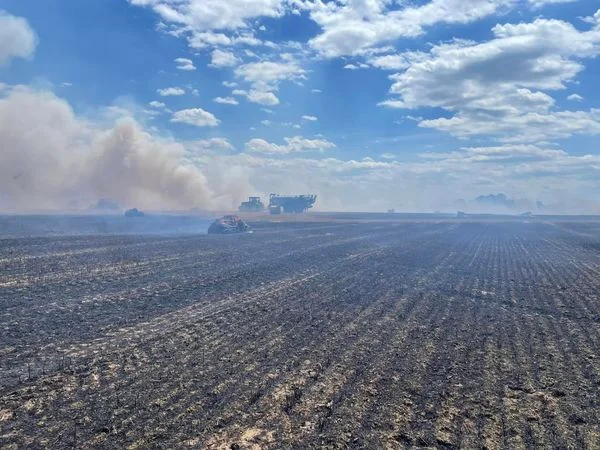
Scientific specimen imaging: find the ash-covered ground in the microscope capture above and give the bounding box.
[1,214,600,448]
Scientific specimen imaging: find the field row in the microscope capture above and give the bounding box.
[1,220,600,448]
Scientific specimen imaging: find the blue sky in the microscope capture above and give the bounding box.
[1,0,600,213]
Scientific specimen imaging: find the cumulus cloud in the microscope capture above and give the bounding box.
[147,100,171,115]
[419,109,600,143]
[379,16,600,142]
[157,86,185,96]
[247,89,280,106]
[301,115,317,121]
[0,10,38,65]
[302,0,516,58]
[232,89,280,106]
[128,0,283,50]
[344,63,369,70]
[568,93,583,101]
[0,87,226,211]
[245,136,336,154]
[210,49,240,68]
[175,57,196,70]
[230,60,304,105]
[213,96,239,105]
[368,52,422,70]
[149,100,166,109]
[171,108,220,127]
[235,60,306,91]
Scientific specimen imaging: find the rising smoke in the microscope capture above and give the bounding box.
[0,86,229,212]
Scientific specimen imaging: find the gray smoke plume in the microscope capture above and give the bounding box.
[0,87,222,212]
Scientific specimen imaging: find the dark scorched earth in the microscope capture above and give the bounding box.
[1,217,600,448]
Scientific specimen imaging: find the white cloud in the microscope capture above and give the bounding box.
[149,100,166,108]
[568,93,583,101]
[246,90,280,105]
[175,57,196,70]
[187,137,234,152]
[213,96,239,105]
[245,136,336,154]
[304,0,516,58]
[230,88,279,105]
[380,153,396,160]
[235,60,306,91]
[368,52,424,70]
[344,63,369,70]
[421,144,569,162]
[379,17,600,142]
[157,86,185,96]
[261,119,272,126]
[171,108,220,127]
[419,109,600,143]
[378,99,407,109]
[209,49,240,68]
[128,0,284,50]
[0,11,37,65]
[301,115,318,121]
[223,81,238,88]
[311,88,322,93]
[583,10,600,26]
[185,32,230,48]
[60,82,73,88]
[528,0,576,8]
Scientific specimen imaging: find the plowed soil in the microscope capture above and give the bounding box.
[1,217,599,448]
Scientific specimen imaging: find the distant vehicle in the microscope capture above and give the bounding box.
[124,208,145,217]
[208,215,250,234]
[457,211,467,217]
[269,193,316,213]
[239,196,265,212]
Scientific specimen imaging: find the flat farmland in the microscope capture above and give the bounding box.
[1,217,600,449]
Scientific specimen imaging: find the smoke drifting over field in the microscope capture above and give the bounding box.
[0,87,221,212]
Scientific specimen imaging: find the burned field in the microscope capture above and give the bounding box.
[1,217,600,448]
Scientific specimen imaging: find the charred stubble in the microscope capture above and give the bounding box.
[1,218,599,449]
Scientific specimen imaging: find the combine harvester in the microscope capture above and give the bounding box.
[268,193,317,214]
